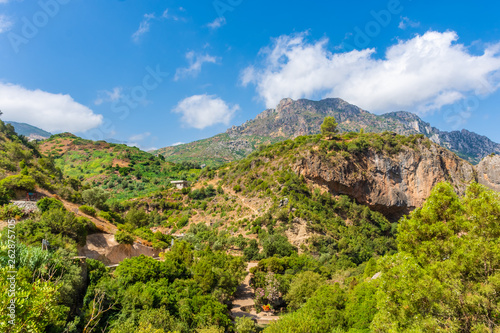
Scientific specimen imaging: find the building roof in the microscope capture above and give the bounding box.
[170,180,188,184]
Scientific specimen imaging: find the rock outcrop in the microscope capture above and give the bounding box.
[79,233,161,265]
[156,98,500,166]
[293,143,477,220]
[476,154,500,192]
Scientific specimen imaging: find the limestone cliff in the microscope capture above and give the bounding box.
[293,142,478,220]
[156,98,500,166]
[476,154,500,192]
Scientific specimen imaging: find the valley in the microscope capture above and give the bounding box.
[1,111,500,332]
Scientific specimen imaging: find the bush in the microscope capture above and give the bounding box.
[235,316,256,333]
[0,185,12,205]
[244,239,260,261]
[37,197,64,213]
[0,204,24,220]
[125,207,149,228]
[0,174,36,191]
[82,188,109,211]
[261,235,297,258]
[79,205,96,217]
[98,210,123,224]
[115,230,135,245]
[284,271,326,311]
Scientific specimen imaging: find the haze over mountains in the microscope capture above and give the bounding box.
[6,121,52,141]
[155,98,500,166]
[6,97,500,166]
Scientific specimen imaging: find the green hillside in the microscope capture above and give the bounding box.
[6,121,52,139]
[40,133,202,202]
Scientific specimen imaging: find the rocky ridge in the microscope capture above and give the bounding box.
[156,98,500,166]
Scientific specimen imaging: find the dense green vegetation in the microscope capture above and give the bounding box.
[42,134,201,202]
[0,121,82,203]
[261,182,500,332]
[1,117,500,332]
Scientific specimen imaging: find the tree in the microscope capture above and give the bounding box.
[82,188,109,211]
[285,271,326,311]
[114,230,135,245]
[371,182,500,332]
[321,116,338,139]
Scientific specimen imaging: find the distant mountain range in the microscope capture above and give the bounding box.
[6,121,52,141]
[154,98,500,166]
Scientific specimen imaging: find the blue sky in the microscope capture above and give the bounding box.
[1,0,500,150]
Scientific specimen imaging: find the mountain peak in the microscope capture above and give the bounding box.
[156,98,500,166]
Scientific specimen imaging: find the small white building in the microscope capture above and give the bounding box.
[171,180,189,190]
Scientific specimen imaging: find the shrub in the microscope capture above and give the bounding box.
[125,207,149,228]
[177,215,189,229]
[79,205,96,217]
[115,230,135,245]
[82,188,109,210]
[244,239,260,261]
[261,235,297,258]
[235,316,256,333]
[284,271,326,311]
[0,185,12,205]
[36,197,64,213]
[0,174,36,191]
[0,204,24,220]
[98,210,123,224]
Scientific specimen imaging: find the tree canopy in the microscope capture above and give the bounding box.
[320,116,338,138]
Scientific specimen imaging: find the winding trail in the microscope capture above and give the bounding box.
[231,263,280,325]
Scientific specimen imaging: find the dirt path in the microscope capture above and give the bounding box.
[35,188,152,246]
[231,262,280,325]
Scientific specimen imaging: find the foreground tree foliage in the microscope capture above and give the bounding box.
[263,182,500,332]
[372,182,500,332]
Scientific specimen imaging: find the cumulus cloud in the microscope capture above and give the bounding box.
[162,8,186,22]
[241,31,500,113]
[0,14,13,34]
[399,17,421,30]
[206,17,226,30]
[94,87,123,105]
[0,83,103,133]
[173,94,239,129]
[175,51,218,81]
[132,13,155,42]
[128,132,151,142]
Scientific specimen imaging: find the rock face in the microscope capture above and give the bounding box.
[79,233,161,265]
[156,98,500,166]
[293,144,477,220]
[476,154,500,192]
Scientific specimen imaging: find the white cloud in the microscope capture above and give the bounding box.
[132,13,155,42]
[206,17,226,30]
[399,16,421,30]
[173,94,239,129]
[162,8,185,22]
[0,0,10,4]
[128,132,151,142]
[241,31,500,113]
[174,51,218,81]
[94,87,123,105]
[0,83,103,133]
[170,142,184,146]
[0,14,13,34]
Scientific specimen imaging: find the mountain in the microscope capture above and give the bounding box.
[154,98,500,166]
[5,121,52,141]
[38,133,200,201]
